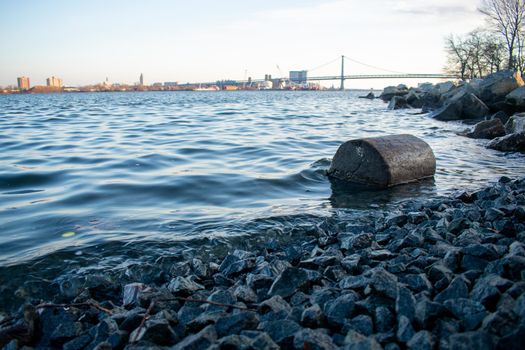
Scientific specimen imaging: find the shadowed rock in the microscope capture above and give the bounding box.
[328,134,436,188]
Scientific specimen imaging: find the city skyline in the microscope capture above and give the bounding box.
[1,0,484,89]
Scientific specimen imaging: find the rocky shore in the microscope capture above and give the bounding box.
[1,176,524,349]
[380,70,525,153]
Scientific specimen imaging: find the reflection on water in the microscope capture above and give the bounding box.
[0,90,524,311]
[328,177,437,209]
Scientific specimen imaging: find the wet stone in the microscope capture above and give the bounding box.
[444,298,487,331]
[267,267,310,298]
[172,325,217,350]
[215,311,259,338]
[396,315,415,343]
[123,283,146,307]
[167,276,204,295]
[396,286,416,322]
[407,330,434,350]
[433,276,469,303]
[370,268,398,299]
[301,303,325,328]
[292,328,337,350]
[448,331,494,350]
[343,330,382,350]
[347,314,373,336]
[260,319,301,346]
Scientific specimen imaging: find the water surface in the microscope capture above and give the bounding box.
[1,91,524,310]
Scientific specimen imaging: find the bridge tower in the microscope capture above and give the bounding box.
[340,55,345,90]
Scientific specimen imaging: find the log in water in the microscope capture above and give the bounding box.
[328,134,436,187]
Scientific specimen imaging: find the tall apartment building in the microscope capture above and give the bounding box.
[17,76,30,90]
[46,76,63,88]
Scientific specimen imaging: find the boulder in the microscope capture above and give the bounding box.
[328,134,436,188]
[465,119,506,139]
[434,81,457,95]
[478,70,524,109]
[359,92,375,99]
[430,89,489,121]
[487,132,525,152]
[505,114,525,134]
[388,96,408,110]
[380,85,409,102]
[505,85,525,110]
[488,110,510,125]
[406,91,424,108]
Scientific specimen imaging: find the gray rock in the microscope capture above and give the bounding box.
[388,96,408,110]
[259,295,292,315]
[205,289,236,312]
[415,299,446,328]
[487,132,525,153]
[261,319,301,346]
[325,292,359,329]
[301,304,325,328]
[447,331,494,350]
[380,85,409,101]
[219,253,254,277]
[396,286,416,322]
[497,325,525,350]
[399,274,433,293]
[505,114,525,133]
[167,276,204,295]
[348,315,374,336]
[249,332,280,349]
[63,334,92,350]
[123,283,146,307]
[50,321,83,344]
[430,91,489,121]
[506,85,525,110]
[267,267,310,298]
[172,325,217,350]
[374,306,394,333]
[466,119,506,139]
[215,334,252,350]
[191,258,208,278]
[129,319,178,345]
[434,276,468,303]
[479,70,524,108]
[471,274,511,307]
[342,330,383,350]
[397,315,415,343]
[234,284,257,304]
[444,298,487,331]
[292,328,337,350]
[370,268,398,299]
[407,330,434,350]
[215,311,259,337]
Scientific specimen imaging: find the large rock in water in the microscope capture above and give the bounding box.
[487,132,525,152]
[505,85,525,111]
[380,85,409,102]
[505,114,525,134]
[466,119,506,139]
[388,96,408,110]
[328,134,436,188]
[430,85,489,121]
[479,70,524,109]
[430,89,489,121]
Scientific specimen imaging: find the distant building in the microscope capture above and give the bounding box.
[164,82,178,86]
[139,73,144,86]
[289,70,308,84]
[46,76,63,88]
[17,76,30,90]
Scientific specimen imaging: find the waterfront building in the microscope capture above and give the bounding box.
[139,73,144,86]
[46,76,63,88]
[164,82,178,86]
[17,76,30,90]
[289,70,308,84]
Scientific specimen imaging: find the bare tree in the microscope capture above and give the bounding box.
[445,31,506,79]
[479,0,525,70]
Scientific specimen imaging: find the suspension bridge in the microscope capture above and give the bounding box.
[194,55,458,90]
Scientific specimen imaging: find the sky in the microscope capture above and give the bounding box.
[0,0,485,89]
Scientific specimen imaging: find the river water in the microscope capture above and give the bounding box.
[0,91,524,311]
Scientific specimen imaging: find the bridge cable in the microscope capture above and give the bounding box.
[342,55,407,74]
[306,57,341,72]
